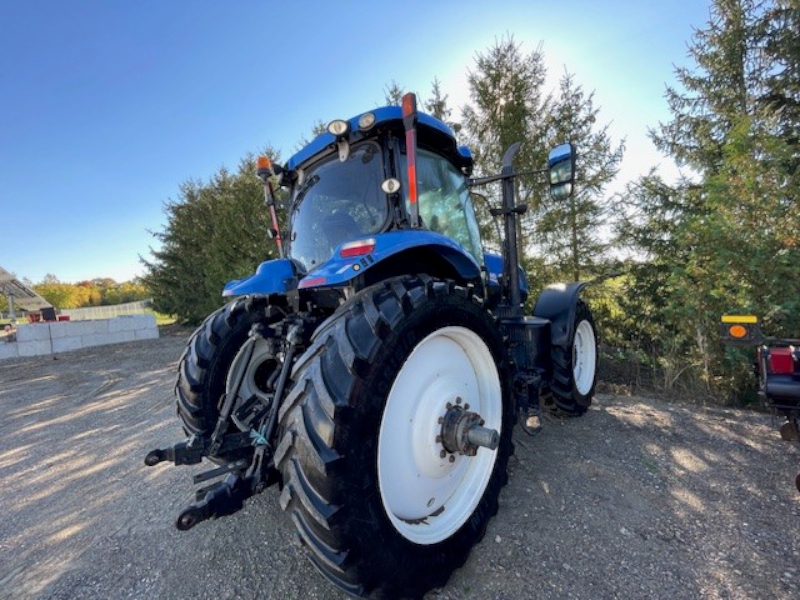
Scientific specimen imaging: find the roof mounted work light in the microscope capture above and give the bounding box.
[327,119,350,137]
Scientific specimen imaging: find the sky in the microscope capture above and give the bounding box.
[0,0,712,284]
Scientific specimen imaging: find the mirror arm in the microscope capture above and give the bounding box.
[468,167,547,188]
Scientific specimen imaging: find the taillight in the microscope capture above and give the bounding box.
[340,238,376,258]
[298,276,327,289]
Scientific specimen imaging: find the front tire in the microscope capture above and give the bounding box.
[276,276,513,599]
[545,300,598,417]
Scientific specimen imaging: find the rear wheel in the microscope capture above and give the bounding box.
[276,276,513,599]
[545,300,597,417]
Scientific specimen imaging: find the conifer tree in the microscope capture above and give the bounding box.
[142,149,283,323]
[538,71,624,281]
[618,0,800,394]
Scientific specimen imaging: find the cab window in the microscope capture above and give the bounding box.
[400,148,483,263]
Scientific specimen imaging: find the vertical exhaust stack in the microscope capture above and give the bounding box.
[402,93,420,228]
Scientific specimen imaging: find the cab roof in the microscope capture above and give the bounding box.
[286,105,473,172]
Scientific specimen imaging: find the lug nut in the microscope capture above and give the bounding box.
[448,455,455,463]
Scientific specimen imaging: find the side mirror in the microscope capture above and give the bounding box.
[548,143,576,201]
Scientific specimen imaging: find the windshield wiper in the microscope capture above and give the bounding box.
[292,175,320,209]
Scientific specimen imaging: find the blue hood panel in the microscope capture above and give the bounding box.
[222,258,297,297]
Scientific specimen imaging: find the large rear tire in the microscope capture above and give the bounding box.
[276,276,513,599]
[175,296,278,460]
[545,300,597,417]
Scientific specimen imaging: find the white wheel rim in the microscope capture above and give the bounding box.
[226,337,275,404]
[572,320,596,396]
[377,326,502,545]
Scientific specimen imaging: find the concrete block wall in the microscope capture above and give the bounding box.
[0,314,159,360]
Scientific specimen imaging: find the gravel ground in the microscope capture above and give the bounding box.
[0,327,798,600]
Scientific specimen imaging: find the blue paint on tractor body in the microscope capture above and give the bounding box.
[483,252,529,298]
[222,258,297,297]
[287,106,471,170]
[295,230,481,289]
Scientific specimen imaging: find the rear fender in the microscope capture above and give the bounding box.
[297,231,481,290]
[532,282,588,348]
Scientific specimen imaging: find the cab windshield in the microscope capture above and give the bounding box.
[288,142,387,272]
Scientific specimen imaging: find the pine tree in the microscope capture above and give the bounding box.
[383,80,405,106]
[538,71,624,281]
[141,149,283,323]
[461,35,551,252]
[618,0,800,395]
[424,78,461,134]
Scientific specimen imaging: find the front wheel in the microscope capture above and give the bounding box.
[545,300,598,417]
[276,276,513,599]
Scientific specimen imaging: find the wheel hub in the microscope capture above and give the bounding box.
[440,402,499,456]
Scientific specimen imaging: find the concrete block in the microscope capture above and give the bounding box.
[109,317,127,333]
[18,339,52,357]
[109,316,140,332]
[81,334,102,348]
[52,337,83,353]
[16,324,52,342]
[134,328,160,341]
[48,322,71,339]
[104,331,129,345]
[67,321,93,337]
[90,320,109,334]
[0,342,19,360]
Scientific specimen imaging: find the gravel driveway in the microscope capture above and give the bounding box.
[0,328,798,599]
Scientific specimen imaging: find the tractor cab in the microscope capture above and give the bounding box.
[280,103,481,281]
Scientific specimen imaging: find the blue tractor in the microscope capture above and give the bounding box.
[146,94,598,599]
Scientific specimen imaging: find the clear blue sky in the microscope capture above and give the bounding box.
[0,0,711,284]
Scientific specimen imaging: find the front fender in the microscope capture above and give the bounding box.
[222,258,297,297]
[297,230,481,289]
[532,282,588,347]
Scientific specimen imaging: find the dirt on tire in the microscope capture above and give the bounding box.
[0,328,798,599]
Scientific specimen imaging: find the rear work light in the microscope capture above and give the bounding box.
[327,119,350,137]
[340,238,376,258]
